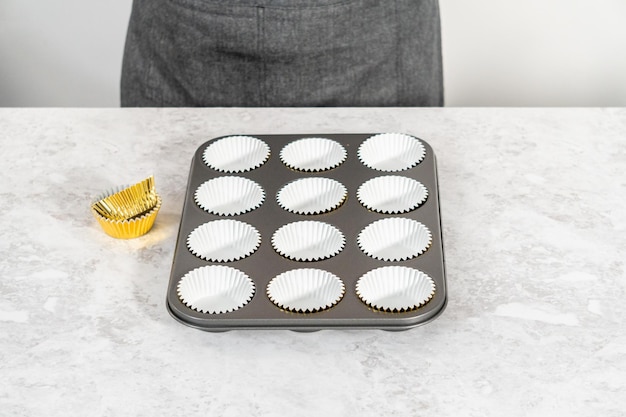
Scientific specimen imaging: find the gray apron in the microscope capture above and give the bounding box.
[121,0,443,107]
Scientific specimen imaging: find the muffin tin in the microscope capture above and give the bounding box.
[166,134,447,331]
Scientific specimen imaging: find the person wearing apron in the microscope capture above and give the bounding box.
[121,0,443,107]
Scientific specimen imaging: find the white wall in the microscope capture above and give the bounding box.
[0,1,132,107]
[1,0,625,107]
[440,0,626,106]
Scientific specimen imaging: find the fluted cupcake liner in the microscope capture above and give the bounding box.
[357,218,432,261]
[187,219,261,262]
[267,268,345,313]
[271,221,345,261]
[356,266,435,312]
[91,176,157,221]
[177,265,255,314]
[91,194,162,239]
[277,177,347,215]
[194,176,265,216]
[357,175,428,214]
[279,137,347,172]
[358,133,426,172]
[202,135,270,173]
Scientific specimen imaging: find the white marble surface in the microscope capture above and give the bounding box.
[0,108,625,416]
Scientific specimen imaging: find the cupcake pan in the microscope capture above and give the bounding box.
[167,134,446,331]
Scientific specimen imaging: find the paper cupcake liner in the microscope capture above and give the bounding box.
[358,133,426,172]
[187,219,261,262]
[91,194,162,239]
[277,177,347,215]
[202,136,270,173]
[267,268,345,313]
[279,137,347,172]
[194,176,265,216]
[91,176,157,221]
[177,265,255,314]
[356,266,435,312]
[271,221,345,261]
[357,218,432,261]
[357,176,428,214]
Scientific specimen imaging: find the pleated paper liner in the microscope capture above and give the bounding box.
[194,176,265,216]
[271,221,345,261]
[276,177,347,215]
[357,175,428,214]
[202,135,270,173]
[91,176,157,221]
[356,266,436,312]
[186,219,261,262]
[91,194,162,239]
[279,137,347,172]
[357,218,432,261]
[358,133,426,172]
[177,265,255,314]
[266,268,345,313]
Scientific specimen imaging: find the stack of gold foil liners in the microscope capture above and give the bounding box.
[91,176,161,238]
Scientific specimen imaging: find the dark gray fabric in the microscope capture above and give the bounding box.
[121,0,443,107]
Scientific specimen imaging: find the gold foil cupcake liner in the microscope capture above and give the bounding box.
[91,176,157,221]
[91,194,162,239]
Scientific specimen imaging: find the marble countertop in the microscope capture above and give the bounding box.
[1,108,624,416]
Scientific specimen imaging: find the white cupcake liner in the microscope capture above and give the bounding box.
[267,268,345,313]
[202,135,270,173]
[187,219,261,262]
[194,176,265,216]
[277,177,347,215]
[358,133,426,172]
[271,221,345,261]
[177,265,255,314]
[357,176,428,214]
[357,218,432,261]
[356,266,435,312]
[279,137,347,172]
